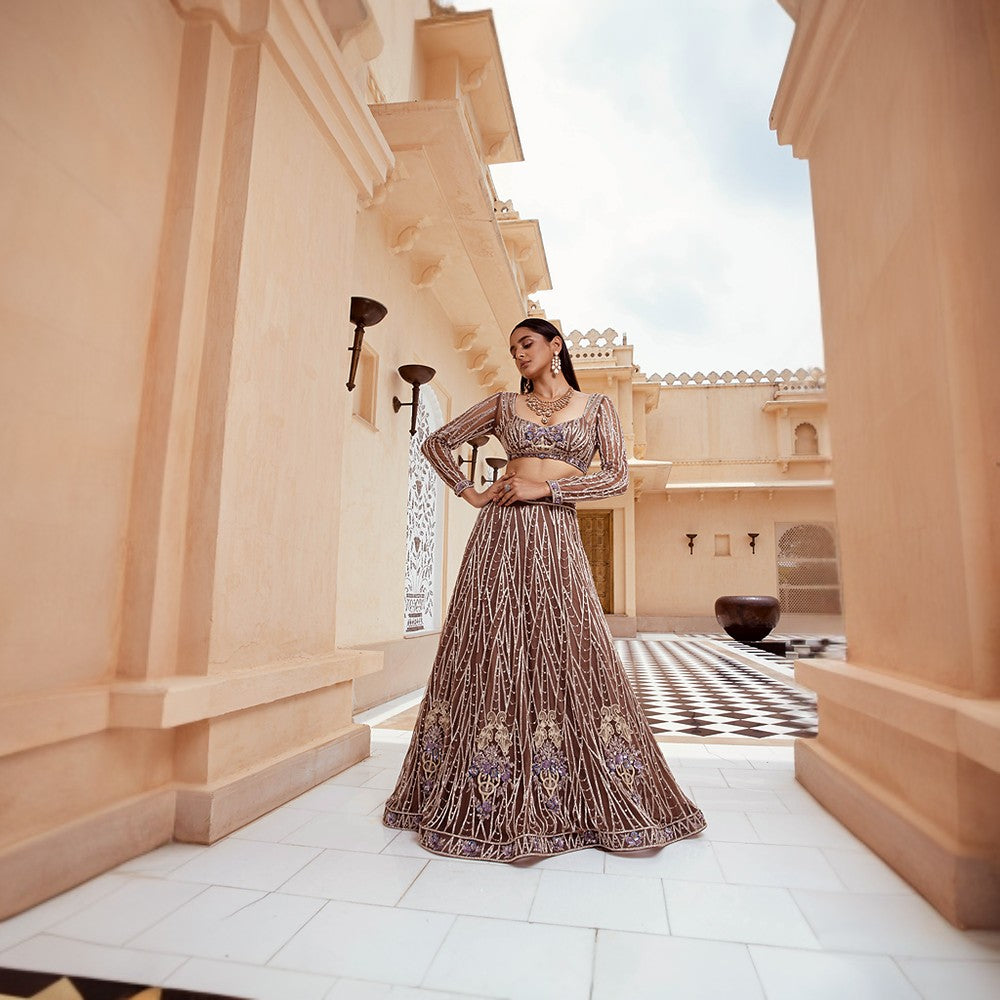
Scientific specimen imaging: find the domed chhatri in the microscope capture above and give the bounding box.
[714,595,781,642]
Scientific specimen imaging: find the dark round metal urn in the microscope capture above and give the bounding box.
[714,595,781,642]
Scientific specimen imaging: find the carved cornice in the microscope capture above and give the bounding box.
[770,0,867,158]
[172,0,393,196]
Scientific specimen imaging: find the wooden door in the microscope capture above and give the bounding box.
[577,510,614,613]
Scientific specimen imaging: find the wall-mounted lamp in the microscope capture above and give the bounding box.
[347,296,387,391]
[482,456,508,485]
[458,435,490,481]
[748,532,759,554]
[392,364,436,435]
[686,533,698,555]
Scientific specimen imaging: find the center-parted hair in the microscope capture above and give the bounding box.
[510,318,581,393]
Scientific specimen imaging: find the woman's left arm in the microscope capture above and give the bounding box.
[546,395,629,504]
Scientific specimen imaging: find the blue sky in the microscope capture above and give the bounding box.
[478,0,823,376]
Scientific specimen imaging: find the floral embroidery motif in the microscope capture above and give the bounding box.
[531,710,568,812]
[522,423,567,451]
[599,704,642,797]
[419,701,451,794]
[469,711,514,812]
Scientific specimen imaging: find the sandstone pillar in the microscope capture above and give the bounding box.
[772,0,1000,927]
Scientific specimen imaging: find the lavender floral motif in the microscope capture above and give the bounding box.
[419,701,451,795]
[531,710,568,811]
[522,422,567,452]
[470,711,514,812]
[599,704,642,797]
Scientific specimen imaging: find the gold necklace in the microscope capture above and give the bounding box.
[526,386,574,425]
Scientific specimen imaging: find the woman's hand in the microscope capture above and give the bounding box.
[462,485,499,508]
[492,472,551,506]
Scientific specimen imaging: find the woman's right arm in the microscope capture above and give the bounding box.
[421,392,502,500]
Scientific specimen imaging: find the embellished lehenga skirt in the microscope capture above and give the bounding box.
[382,498,707,861]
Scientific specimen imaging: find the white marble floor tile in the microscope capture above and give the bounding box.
[423,914,594,1000]
[663,879,819,948]
[0,873,130,951]
[282,812,399,853]
[699,809,761,843]
[270,899,453,986]
[592,929,764,1000]
[748,811,864,849]
[280,849,426,905]
[49,877,207,946]
[292,784,389,815]
[687,786,790,814]
[529,869,669,934]
[167,838,321,891]
[379,830,437,860]
[326,983,489,1000]
[362,769,404,790]
[166,957,336,1000]
[328,763,385,786]
[713,842,844,891]
[114,842,207,876]
[821,847,914,894]
[665,752,753,770]
[131,886,324,963]
[399,859,541,921]
[511,848,606,873]
[669,767,729,788]
[229,806,320,843]
[749,945,921,1000]
[0,934,186,983]
[896,957,1000,1000]
[604,838,725,882]
[791,890,1000,960]
[723,769,801,790]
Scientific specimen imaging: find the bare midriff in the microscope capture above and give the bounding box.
[506,456,581,484]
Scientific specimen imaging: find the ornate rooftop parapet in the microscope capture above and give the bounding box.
[645,367,825,390]
[566,328,628,362]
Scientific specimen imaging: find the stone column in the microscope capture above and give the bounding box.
[772,0,1000,927]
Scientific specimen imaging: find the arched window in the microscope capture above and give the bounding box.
[794,422,820,455]
[404,387,444,633]
[776,523,842,614]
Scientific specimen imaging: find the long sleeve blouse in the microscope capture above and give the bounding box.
[421,391,629,506]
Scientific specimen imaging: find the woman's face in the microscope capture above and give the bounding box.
[509,326,558,382]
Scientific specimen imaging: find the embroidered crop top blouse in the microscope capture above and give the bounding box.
[421,391,629,506]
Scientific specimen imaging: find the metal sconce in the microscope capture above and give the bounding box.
[686,533,698,555]
[392,364,436,435]
[482,456,508,485]
[748,532,759,554]
[347,296,387,391]
[458,435,490,482]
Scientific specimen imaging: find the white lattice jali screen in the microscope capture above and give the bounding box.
[775,522,843,614]
[404,388,444,633]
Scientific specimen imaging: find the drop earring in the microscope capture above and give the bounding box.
[551,353,562,375]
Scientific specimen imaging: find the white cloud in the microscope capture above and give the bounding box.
[476,0,823,375]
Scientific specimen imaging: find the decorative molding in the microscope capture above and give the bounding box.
[413,258,446,289]
[652,367,825,388]
[389,216,430,254]
[770,0,867,158]
[454,326,480,351]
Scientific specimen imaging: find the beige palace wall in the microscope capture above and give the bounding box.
[635,491,838,628]
[0,0,414,919]
[772,0,1000,926]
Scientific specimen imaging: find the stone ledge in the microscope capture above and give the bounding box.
[174,722,370,842]
[797,739,1000,929]
[0,788,175,921]
[0,649,382,757]
[796,657,1000,771]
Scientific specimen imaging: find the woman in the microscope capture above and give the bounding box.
[382,318,706,860]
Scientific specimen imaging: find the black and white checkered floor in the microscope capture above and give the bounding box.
[616,636,818,740]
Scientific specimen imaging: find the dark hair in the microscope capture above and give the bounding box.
[510,317,581,393]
